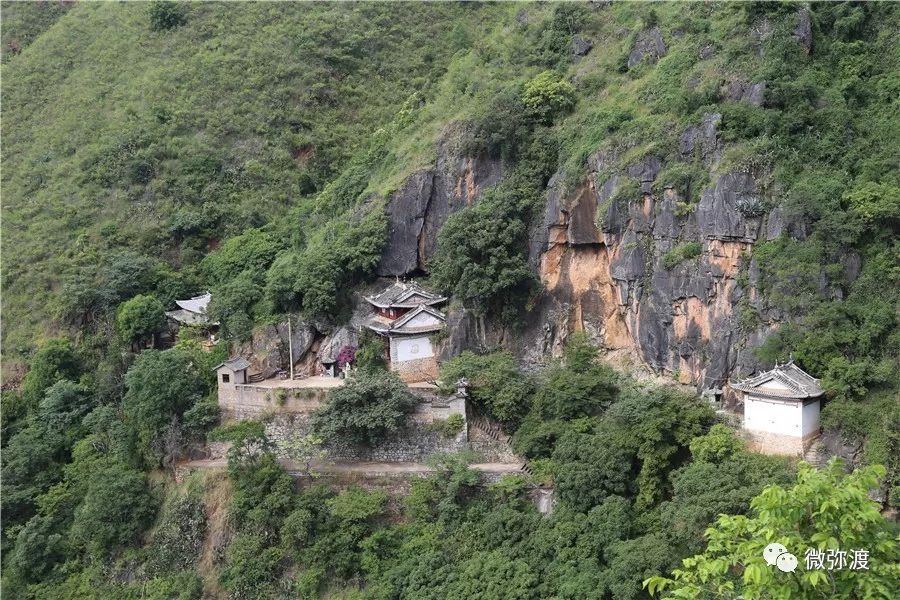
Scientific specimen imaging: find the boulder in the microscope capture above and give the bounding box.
[627,27,667,69]
[317,326,358,365]
[793,8,813,55]
[724,80,766,107]
[571,35,594,58]
[680,112,722,164]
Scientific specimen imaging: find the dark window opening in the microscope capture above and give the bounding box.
[222,373,230,383]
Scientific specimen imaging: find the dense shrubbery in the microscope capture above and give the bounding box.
[440,351,535,429]
[148,1,186,31]
[116,294,166,348]
[312,371,419,447]
[648,461,900,598]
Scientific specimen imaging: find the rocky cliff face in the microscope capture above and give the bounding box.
[380,111,802,394]
[524,113,793,391]
[377,125,502,276]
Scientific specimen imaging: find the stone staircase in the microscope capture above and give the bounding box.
[467,407,531,475]
[803,438,828,468]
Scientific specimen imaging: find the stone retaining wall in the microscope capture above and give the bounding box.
[392,356,439,383]
[219,384,330,419]
[744,429,820,456]
[265,403,468,463]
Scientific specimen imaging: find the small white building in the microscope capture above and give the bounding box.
[363,281,447,383]
[214,356,250,386]
[731,360,824,456]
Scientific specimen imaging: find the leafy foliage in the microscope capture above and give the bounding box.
[122,347,209,465]
[440,351,534,429]
[312,371,418,447]
[148,1,186,31]
[69,462,157,556]
[662,242,703,270]
[646,461,900,599]
[116,294,166,347]
[522,71,577,125]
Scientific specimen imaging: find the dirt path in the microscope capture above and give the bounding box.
[180,457,525,476]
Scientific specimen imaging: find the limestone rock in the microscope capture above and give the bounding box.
[793,8,813,55]
[571,35,593,58]
[377,171,434,276]
[724,80,766,107]
[697,171,764,241]
[317,326,358,364]
[628,27,667,69]
[237,319,318,377]
[376,124,501,276]
[626,155,662,195]
[680,112,722,164]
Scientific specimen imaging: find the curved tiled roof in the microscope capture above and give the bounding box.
[175,292,211,314]
[731,361,824,399]
[365,304,446,335]
[364,281,446,308]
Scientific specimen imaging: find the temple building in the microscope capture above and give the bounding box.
[731,360,824,456]
[166,292,218,347]
[363,281,447,382]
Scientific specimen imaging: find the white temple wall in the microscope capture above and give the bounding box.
[801,399,821,437]
[744,395,802,437]
[392,335,434,361]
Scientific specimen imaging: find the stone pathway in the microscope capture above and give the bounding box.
[179,457,525,477]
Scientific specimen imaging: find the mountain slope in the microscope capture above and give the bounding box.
[1,0,508,358]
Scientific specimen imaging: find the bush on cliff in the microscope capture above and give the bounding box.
[312,371,418,447]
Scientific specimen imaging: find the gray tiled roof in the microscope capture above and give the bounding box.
[365,305,446,335]
[213,356,251,372]
[364,281,446,308]
[175,292,211,314]
[731,361,824,399]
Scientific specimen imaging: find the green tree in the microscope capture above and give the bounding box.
[69,462,157,556]
[430,198,536,319]
[21,338,80,409]
[1,381,92,528]
[646,461,900,599]
[122,348,208,464]
[688,424,745,463]
[219,533,284,599]
[440,351,534,429]
[522,71,576,125]
[201,228,280,288]
[845,182,900,228]
[531,336,619,421]
[312,371,418,447]
[281,432,327,475]
[355,330,387,372]
[148,0,187,31]
[209,420,272,465]
[116,294,166,349]
[552,428,637,512]
[207,270,265,341]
